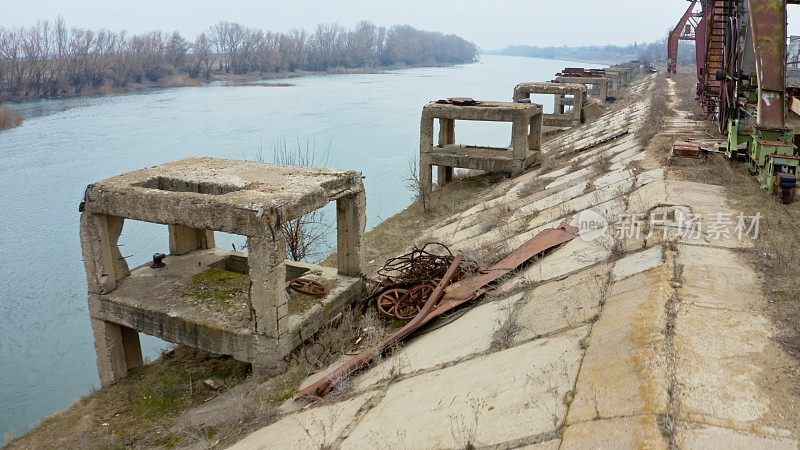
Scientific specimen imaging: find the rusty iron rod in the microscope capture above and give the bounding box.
[296,253,464,398]
[295,224,581,399]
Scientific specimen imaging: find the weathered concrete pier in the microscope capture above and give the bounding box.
[419,99,543,195]
[80,157,366,385]
[513,82,588,127]
[555,72,610,105]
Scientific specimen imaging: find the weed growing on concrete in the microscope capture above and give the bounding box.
[490,319,519,352]
[448,398,487,449]
[402,156,436,213]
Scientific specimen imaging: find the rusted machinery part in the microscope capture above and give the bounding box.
[376,242,478,287]
[775,173,798,204]
[377,283,436,321]
[289,278,327,297]
[370,242,478,320]
[376,288,409,319]
[295,224,581,400]
[719,13,741,134]
[296,254,465,399]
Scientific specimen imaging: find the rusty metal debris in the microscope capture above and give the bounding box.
[672,140,701,158]
[296,253,464,399]
[295,223,579,399]
[369,243,479,321]
[289,278,327,297]
[435,97,481,106]
[556,68,607,78]
[440,223,579,306]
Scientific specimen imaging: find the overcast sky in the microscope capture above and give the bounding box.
[5,0,800,50]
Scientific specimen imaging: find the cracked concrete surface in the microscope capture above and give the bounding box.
[228,73,800,449]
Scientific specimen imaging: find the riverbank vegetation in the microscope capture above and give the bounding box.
[494,37,696,66]
[0,18,478,101]
[0,105,22,130]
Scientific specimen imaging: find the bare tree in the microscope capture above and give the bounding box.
[0,18,479,100]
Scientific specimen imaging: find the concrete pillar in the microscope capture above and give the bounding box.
[80,213,128,294]
[579,91,589,123]
[511,114,529,161]
[555,94,565,115]
[336,191,366,277]
[247,233,287,339]
[168,225,215,255]
[437,118,455,187]
[437,166,454,187]
[528,113,543,153]
[598,81,609,104]
[420,156,433,198]
[91,316,143,386]
[419,112,435,198]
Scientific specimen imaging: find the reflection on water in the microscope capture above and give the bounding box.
[0,55,601,438]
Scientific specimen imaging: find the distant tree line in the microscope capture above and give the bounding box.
[0,18,478,99]
[494,44,642,64]
[495,36,697,67]
[637,36,696,66]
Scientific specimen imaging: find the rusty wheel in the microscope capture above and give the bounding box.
[290,278,327,297]
[394,283,436,320]
[377,288,409,319]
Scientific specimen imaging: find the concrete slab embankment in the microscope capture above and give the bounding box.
[229,73,800,450]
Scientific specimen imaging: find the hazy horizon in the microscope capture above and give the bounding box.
[6,0,800,50]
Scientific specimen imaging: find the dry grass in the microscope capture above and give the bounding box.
[5,347,249,449]
[162,75,204,88]
[6,307,394,449]
[0,105,23,131]
[636,76,669,146]
[355,171,506,277]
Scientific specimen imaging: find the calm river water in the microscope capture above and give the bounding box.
[0,55,601,438]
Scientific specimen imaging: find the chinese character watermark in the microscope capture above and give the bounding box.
[575,209,762,242]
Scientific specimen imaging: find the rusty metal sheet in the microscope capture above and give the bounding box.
[443,224,579,302]
[294,224,580,399]
[296,254,464,399]
[436,97,481,106]
[748,0,787,129]
[756,139,793,148]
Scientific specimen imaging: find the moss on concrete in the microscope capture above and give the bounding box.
[288,291,321,315]
[182,267,249,308]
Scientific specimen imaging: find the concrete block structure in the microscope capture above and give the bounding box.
[513,82,588,127]
[603,71,622,97]
[80,157,366,386]
[555,76,610,105]
[419,100,543,195]
[606,63,640,98]
[612,62,641,80]
[606,68,629,87]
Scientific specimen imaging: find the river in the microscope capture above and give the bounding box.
[0,54,602,439]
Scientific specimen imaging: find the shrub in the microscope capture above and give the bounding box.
[0,105,23,131]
